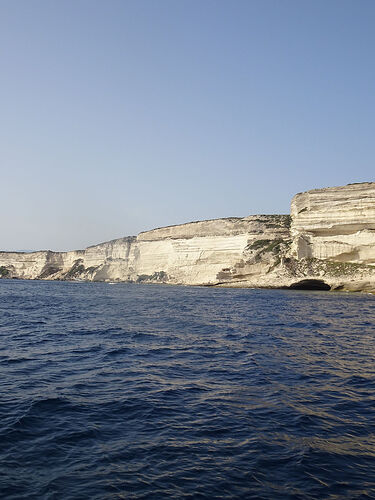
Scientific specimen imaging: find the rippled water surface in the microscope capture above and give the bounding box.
[1,280,375,499]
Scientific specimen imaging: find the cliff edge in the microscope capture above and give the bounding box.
[1,182,375,292]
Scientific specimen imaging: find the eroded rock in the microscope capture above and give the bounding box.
[1,183,375,292]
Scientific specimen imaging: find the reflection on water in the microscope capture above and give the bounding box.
[0,280,375,498]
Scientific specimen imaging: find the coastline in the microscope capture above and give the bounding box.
[1,182,375,292]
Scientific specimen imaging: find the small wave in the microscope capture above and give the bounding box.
[104,347,131,358]
[4,356,35,364]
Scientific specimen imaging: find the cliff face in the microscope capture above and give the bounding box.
[1,182,375,292]
[291,183,375,264]
[0,238,136,281]
[0,216,291,285]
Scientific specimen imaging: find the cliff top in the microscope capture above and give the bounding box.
[294,181,375,198]
[138,214,290,235]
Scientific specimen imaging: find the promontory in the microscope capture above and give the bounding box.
[1,182,375,292]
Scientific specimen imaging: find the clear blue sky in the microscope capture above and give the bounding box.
[1,0,374,251]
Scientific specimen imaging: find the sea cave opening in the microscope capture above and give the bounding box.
[289,279,331,291]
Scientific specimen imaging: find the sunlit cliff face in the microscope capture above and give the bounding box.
[291,183,375,265]
[1,183,375,292]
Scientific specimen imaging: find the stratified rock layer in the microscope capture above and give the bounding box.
[0,216,291,285]
[291,183,375,264]
[1,182,375,292]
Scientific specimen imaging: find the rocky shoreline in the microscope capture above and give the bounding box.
[1,182,375,292]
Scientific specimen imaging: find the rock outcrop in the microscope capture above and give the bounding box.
[291,183,375,264]
[1,182,375,292]
[0,216,291,285]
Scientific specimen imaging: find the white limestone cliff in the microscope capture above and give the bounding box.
[291,182,375,264]
[1,182,375,292]
[0,216,290,285]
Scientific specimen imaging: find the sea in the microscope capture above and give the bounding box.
[1,279,375,499]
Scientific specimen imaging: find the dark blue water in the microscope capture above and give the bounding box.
[1,280,375,499]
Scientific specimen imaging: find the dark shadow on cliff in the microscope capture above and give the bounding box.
[289,279,331,291]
